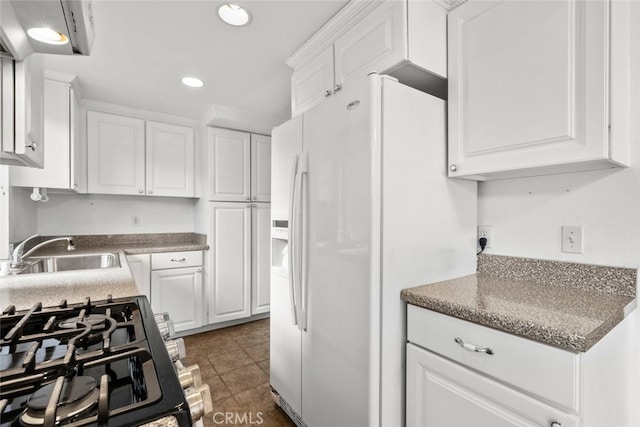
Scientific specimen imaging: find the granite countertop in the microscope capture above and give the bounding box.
[31,232,209,256]
[0,233,208,311]
[401,254,637,352]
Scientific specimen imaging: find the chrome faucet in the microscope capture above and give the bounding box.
[10,234,75,268]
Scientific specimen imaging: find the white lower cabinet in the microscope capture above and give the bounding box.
[208,202,270,323]
[149,251,204,333]
[126,254,151,300]
[406,344,577,427]
[406,304,635,427]
[251,203,271,315]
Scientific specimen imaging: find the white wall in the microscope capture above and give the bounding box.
[477,166,640,268]
[35,193,197,235]
[9,187,38,242]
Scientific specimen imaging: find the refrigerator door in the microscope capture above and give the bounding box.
[300,75,373,427]
[270,116,303,418]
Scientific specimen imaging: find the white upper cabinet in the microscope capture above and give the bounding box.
[333,1,405,85]
[87,111,146,195]
[1,55,45,167]
[146,121,194,197]
[290,0,447,116]
[208,127,251,201]
[250,134,272,202]
[291,46,335,116]
[447,0,632,180]
[208,127,271,202]
[11,77,83,191]
[87,111,195,197]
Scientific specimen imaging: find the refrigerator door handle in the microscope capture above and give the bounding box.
[288,155,299,326]
[298,152,309,332]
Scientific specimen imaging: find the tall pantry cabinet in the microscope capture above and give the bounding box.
[207,127,271,323]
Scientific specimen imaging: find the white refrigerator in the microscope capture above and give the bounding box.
[270,74,477,427]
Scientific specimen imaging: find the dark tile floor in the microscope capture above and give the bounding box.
[182,319,296,426]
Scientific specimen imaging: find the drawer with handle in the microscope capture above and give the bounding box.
[407,343,579,427]
[152,251,202,270]
[407,305,580,411]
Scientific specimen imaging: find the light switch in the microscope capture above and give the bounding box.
[562,226,583,253]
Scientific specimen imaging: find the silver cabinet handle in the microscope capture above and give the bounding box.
[334,84,342,93]
[252,196,257,200]
[196,268,202,273]
[324,89,332,97]
[454,337,494,355]
[25,142,37,151]
[449,164,457,172]
[148,190,153,194]
[246,203,251,208]
[246,196,251,200]
[170,258,186,262]
[138,189,144,194]
[551,423,563,427]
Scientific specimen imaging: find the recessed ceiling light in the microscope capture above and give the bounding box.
[218,4,252,26]
[27,28,69,45]
[181,77,205,88]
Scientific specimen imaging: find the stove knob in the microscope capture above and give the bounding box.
[178,364,202,388]
[165,338,186,361]
[156,319,175,339]
[185,384,213,421]
[154,312,170,323]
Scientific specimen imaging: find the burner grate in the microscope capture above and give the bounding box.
[0,296,176,427]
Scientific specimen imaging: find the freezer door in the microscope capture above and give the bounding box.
[300,75,373,427]
[270,115,303,417]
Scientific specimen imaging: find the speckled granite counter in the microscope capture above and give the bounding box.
[0,252,139,310]
[0,233,208,310]
[28,232,209,256]
[401,254,637,352]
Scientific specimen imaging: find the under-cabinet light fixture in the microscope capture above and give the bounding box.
[27,27,69,45]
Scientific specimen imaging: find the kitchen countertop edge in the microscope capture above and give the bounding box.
[401,274,636,353]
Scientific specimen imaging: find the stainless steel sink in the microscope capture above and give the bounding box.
[13,253,120,275]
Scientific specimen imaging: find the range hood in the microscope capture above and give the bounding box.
[0,0,94,61]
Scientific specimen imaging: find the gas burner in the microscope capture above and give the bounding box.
[0,296,196,426]
[58,314,107,330]
[18,376,99,426]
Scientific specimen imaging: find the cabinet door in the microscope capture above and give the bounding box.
[209,202,251,323]
[151,266,203,333]
[334,1,405,87]
[87,111,145,195]
[448,0,610,179]
[251,203,271,315]
[126,254,151,300]
[406,344,578,427]
[208,128,251,201]
[291,45,334,116]
[11,79,71,188]
[69,87,84,192]
[250,134,271,202]
[8,54,45,167]
[146,121,195,197]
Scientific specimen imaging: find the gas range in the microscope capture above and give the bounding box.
[0,296,211,426]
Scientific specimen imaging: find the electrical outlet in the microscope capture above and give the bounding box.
[562,225,583,253]
[478,225,492,248]
[132,214,141,227]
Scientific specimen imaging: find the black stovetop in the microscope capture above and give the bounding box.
[0,296,191,426]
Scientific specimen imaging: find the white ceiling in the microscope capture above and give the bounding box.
[44,0,348,128]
